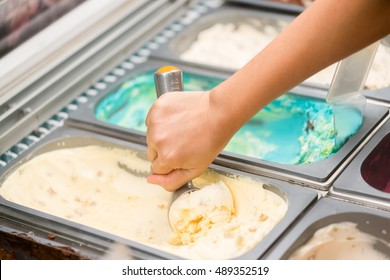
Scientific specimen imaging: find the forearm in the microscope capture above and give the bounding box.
[211,0,390,136]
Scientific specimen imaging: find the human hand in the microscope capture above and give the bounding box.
[145,90,230,191]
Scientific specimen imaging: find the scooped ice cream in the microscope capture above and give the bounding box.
[0,143,287,259]
[177,172,288,259]
[288,222,390,260]
[169,181,234,245]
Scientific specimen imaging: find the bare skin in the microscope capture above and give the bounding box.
[145,0,390,191]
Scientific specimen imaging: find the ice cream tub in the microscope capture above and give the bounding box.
[264,197,390,260]
[0,126,318,259]
[65,58,389,190]
[332,117,390,210]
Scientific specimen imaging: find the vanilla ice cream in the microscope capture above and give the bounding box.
[288,222,390,260]
[0,144,287,259]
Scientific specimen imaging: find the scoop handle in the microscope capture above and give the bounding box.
[153,66,199,200]
[154,65,183,97]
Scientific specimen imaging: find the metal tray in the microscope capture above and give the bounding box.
[65,58,389,190]
[264,197,390,259]
[364,87,390,106]
[331,118,390,210]
[0,126,318,260]
[226,0,305,14]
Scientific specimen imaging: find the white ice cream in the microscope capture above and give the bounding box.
[288,222,390,260]
[0,144,287,259]
[180,20,287,70]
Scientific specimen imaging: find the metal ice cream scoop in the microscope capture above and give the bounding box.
[153,66,200,212]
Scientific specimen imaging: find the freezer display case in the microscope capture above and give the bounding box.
[0,0,389,259]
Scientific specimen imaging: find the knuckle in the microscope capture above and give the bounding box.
[147,131,165,148]
[161,152,179,166]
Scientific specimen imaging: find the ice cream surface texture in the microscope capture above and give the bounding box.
[95,71,362,165]
[0,144,287,259]
[180,20,287,71]
[288,222,390,260]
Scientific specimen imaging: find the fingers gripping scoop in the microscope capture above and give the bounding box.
[153,66,234,233]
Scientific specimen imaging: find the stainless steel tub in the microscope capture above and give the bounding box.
[0,126,318,259]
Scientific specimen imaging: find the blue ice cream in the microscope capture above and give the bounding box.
[94,70,362,164]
